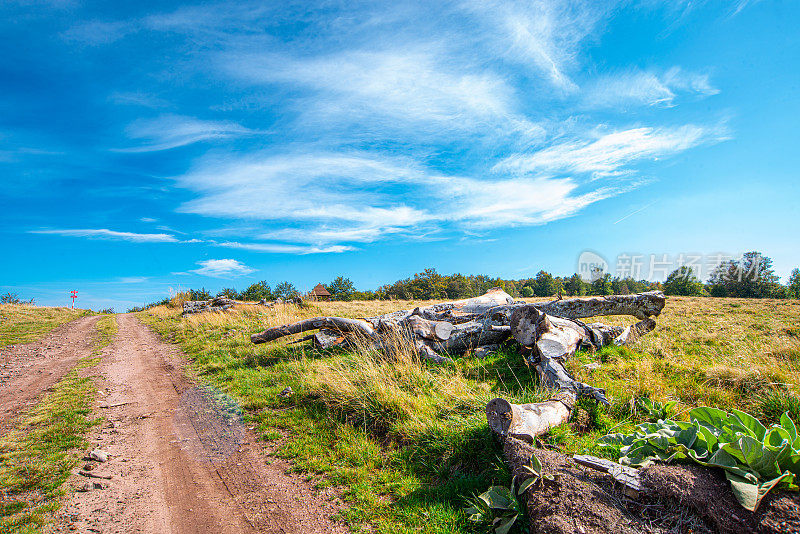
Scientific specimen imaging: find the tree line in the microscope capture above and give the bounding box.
[164,251,799,305]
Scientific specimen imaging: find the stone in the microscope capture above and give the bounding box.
[89,449,108,463]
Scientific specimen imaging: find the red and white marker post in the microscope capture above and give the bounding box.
[70,290,78,309]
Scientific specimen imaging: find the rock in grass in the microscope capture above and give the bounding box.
[89,449,108,463]
[279,386,292,397]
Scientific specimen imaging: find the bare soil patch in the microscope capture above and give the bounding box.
[0,315,99,436]
[50,313,347,534]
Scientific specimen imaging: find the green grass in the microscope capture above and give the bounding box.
[0,305,91,347]
[137,296,800,533]
[0,315,117,533]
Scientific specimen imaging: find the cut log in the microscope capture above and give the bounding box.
[249,289,664,442]
[310,329,353,350]
[487,397,571,440]
[404,315,454,341]
[536,291,666,320]
[250,317,375,344]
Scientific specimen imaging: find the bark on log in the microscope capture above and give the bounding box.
[404,315,454,341]
[250,317,375,344]
[535,291,666,320]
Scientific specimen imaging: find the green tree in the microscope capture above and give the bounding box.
[189,287,212,300]
[564,274,586,296]
[789,268,800,299]
[328,276,356,301]
[531,271,558,297]
[274,281,299,299]
[504,280,519,298]
[216,287,240,299]
[240,280,273,301]
[590,273,613,295]
[521,286,534,298]
[0,292,33,304]
[410,268,447,300]
[445,273,473,299]
[663,267,704,296]
[707,252,783,298]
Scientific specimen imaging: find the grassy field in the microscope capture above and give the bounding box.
[0,314,117,533]
[0,305,90,347]
[138,296,800,533]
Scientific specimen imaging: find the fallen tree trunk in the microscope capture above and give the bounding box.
[535,291,666,320]
[486,296,663,442]
[251,316,375,344]
[249,288,665,432]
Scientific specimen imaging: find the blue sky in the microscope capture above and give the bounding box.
[1,0,798,310]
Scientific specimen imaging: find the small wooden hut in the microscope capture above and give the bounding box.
[310,283,331,301]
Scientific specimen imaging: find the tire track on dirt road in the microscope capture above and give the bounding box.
[0,315,99,436]
[53,313,348,534]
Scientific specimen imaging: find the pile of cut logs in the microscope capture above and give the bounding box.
[182,297,235,316]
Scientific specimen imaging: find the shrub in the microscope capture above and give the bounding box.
[1,292,34,305]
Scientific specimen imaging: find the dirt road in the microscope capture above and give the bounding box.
[0,315,99,435]
[52,313,347,534]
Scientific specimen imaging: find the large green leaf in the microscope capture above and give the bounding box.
[731,409,768,441]
[737,435,782,480]
[726,471,793,511]
[494,514,518,534]
[781,412,798,442]
[675,425,698,449]
[690,407,729,431]
[694,423,718,456]
[483,486,515,510]
[517,476,538,496]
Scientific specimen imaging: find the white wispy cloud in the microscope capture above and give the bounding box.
[495,125,723,176]
[61,20,133,45]
[583,67,719,109]
[459,0,615,92]
[175,150,646,244]
[108,92,169,108]
[176,151,433,229]
[30,228,179,243]
[222,48,544,144]
[117,276,149,284]
[114,114,260,152]
[218,241,355,254]
[190,258,255,277]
